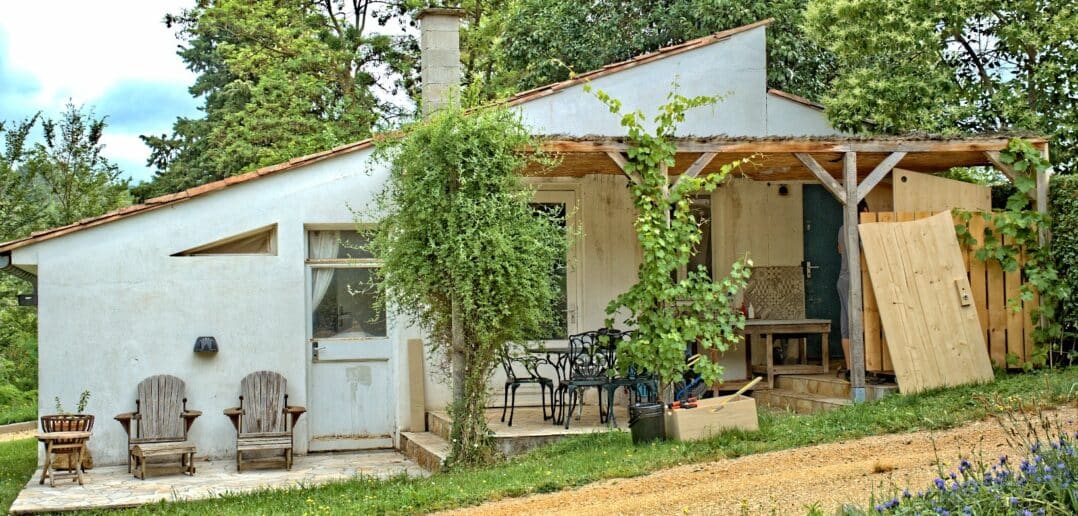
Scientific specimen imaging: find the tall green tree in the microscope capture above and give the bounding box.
[25,103,131,227]
[804,0,1078,174]
[483,0,834,100]
[368,106,565,466]
[0,105,130,411]
[136,0,417,199]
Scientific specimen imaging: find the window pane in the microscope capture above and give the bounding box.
[311,268,386,338]
[688,198,712,279]
[308,230,374,260]
[531,203,567,340]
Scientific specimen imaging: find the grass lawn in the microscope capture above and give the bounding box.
[0,438,35,512]
[2,368,1076,514]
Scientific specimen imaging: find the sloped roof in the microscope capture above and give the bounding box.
[0,19,782,254]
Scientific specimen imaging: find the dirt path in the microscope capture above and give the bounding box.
[444,407,1077,516]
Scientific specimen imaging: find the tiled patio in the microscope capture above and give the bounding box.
[9,449,427,514]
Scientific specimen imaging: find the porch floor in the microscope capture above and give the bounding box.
[9,449,426,514]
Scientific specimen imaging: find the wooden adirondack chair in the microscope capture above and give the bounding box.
[224,371,306,472]
[114,375,202,477]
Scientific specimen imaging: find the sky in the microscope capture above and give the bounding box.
[0,1,200,183]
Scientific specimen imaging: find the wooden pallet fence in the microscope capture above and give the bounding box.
[860,211,1036,371]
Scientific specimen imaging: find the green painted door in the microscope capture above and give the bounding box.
[802,184,844,358]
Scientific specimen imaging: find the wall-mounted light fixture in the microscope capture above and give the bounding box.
[194,336,219,354]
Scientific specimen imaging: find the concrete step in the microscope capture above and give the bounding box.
[428,411,451,441]
[752,388,851,414]
[400,431,449,473]
[776,374,851,398]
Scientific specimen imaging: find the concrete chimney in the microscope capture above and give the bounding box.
[417,8,465,117]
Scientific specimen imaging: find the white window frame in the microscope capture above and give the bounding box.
[306,226,387,343]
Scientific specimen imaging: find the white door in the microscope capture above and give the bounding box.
[307,230,395,451]
[490,190,580,407]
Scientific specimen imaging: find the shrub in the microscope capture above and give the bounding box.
[1050,174,1078,353]
[843,412,1077,515]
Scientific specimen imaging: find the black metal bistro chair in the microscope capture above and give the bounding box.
[499,349,555,427]
[561,331,615,429]
[599,330,659,427]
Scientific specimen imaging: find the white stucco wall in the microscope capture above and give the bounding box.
[14,149,419,464]
[517,28,768,137]
[9,24,842,465]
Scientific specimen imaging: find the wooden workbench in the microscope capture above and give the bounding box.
[743,319,831,388]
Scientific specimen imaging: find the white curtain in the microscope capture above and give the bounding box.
[310,231,340,308]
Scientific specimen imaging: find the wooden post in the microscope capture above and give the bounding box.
[1036,147,1050,246]
[843,152,866,403]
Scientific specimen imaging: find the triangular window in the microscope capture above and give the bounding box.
[173,224,277,256]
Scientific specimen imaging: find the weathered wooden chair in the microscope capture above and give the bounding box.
[224,371,306,472]
[114,375,201,478]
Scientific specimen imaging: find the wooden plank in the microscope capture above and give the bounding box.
[986,232,1008,368]
[890,170,993,212]
[860,212,993,393]
[795,153,847,204]
[1003,235,1024,367]
[860,212,883,372]
[876,212,895,373]
[856,152,906,203]
[967,214,990,347]
[408,339,426,432]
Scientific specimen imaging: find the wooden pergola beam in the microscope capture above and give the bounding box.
[794,153,847,205]
[856,152,906,203]
[540,138,1047,154]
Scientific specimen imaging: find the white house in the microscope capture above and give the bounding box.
[1,13,1003,466]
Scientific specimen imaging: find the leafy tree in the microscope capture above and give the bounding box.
[136,0,418,199]
[804,0,1078,174]
[590,85,750,399]
[368,106,565,465]
[486,0,834,100]
[0,105,130,413]
[25,103,131,227]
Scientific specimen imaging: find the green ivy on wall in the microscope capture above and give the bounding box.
[587,83,751,398]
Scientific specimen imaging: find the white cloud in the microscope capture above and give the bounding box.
[0,1,195,107]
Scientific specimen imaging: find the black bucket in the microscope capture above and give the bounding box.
[628,402,665,444]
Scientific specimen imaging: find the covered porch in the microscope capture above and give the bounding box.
[529,135,1050,402]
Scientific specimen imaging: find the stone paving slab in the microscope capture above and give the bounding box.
[9,450,427,514]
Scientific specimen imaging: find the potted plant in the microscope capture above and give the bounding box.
[41,390,94,470]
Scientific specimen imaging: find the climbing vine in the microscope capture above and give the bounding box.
[368,106,566,466]
[589,84,751,399]
[954,139,1069,368]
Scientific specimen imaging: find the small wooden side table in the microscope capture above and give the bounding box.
[37,431,91,487]
[131,442,197,479]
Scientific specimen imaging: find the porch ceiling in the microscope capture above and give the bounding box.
[528,136,1048,181]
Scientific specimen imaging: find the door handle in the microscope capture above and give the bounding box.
[311,341,321,362]
[803,261,820,279]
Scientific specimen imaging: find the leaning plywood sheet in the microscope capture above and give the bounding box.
[859,212,994,393]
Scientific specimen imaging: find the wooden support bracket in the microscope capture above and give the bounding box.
[605,151,642,185]
[677,152,718,183]
[984,151,1036,202]
[856,151,906,203]
[794,153,847,205]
